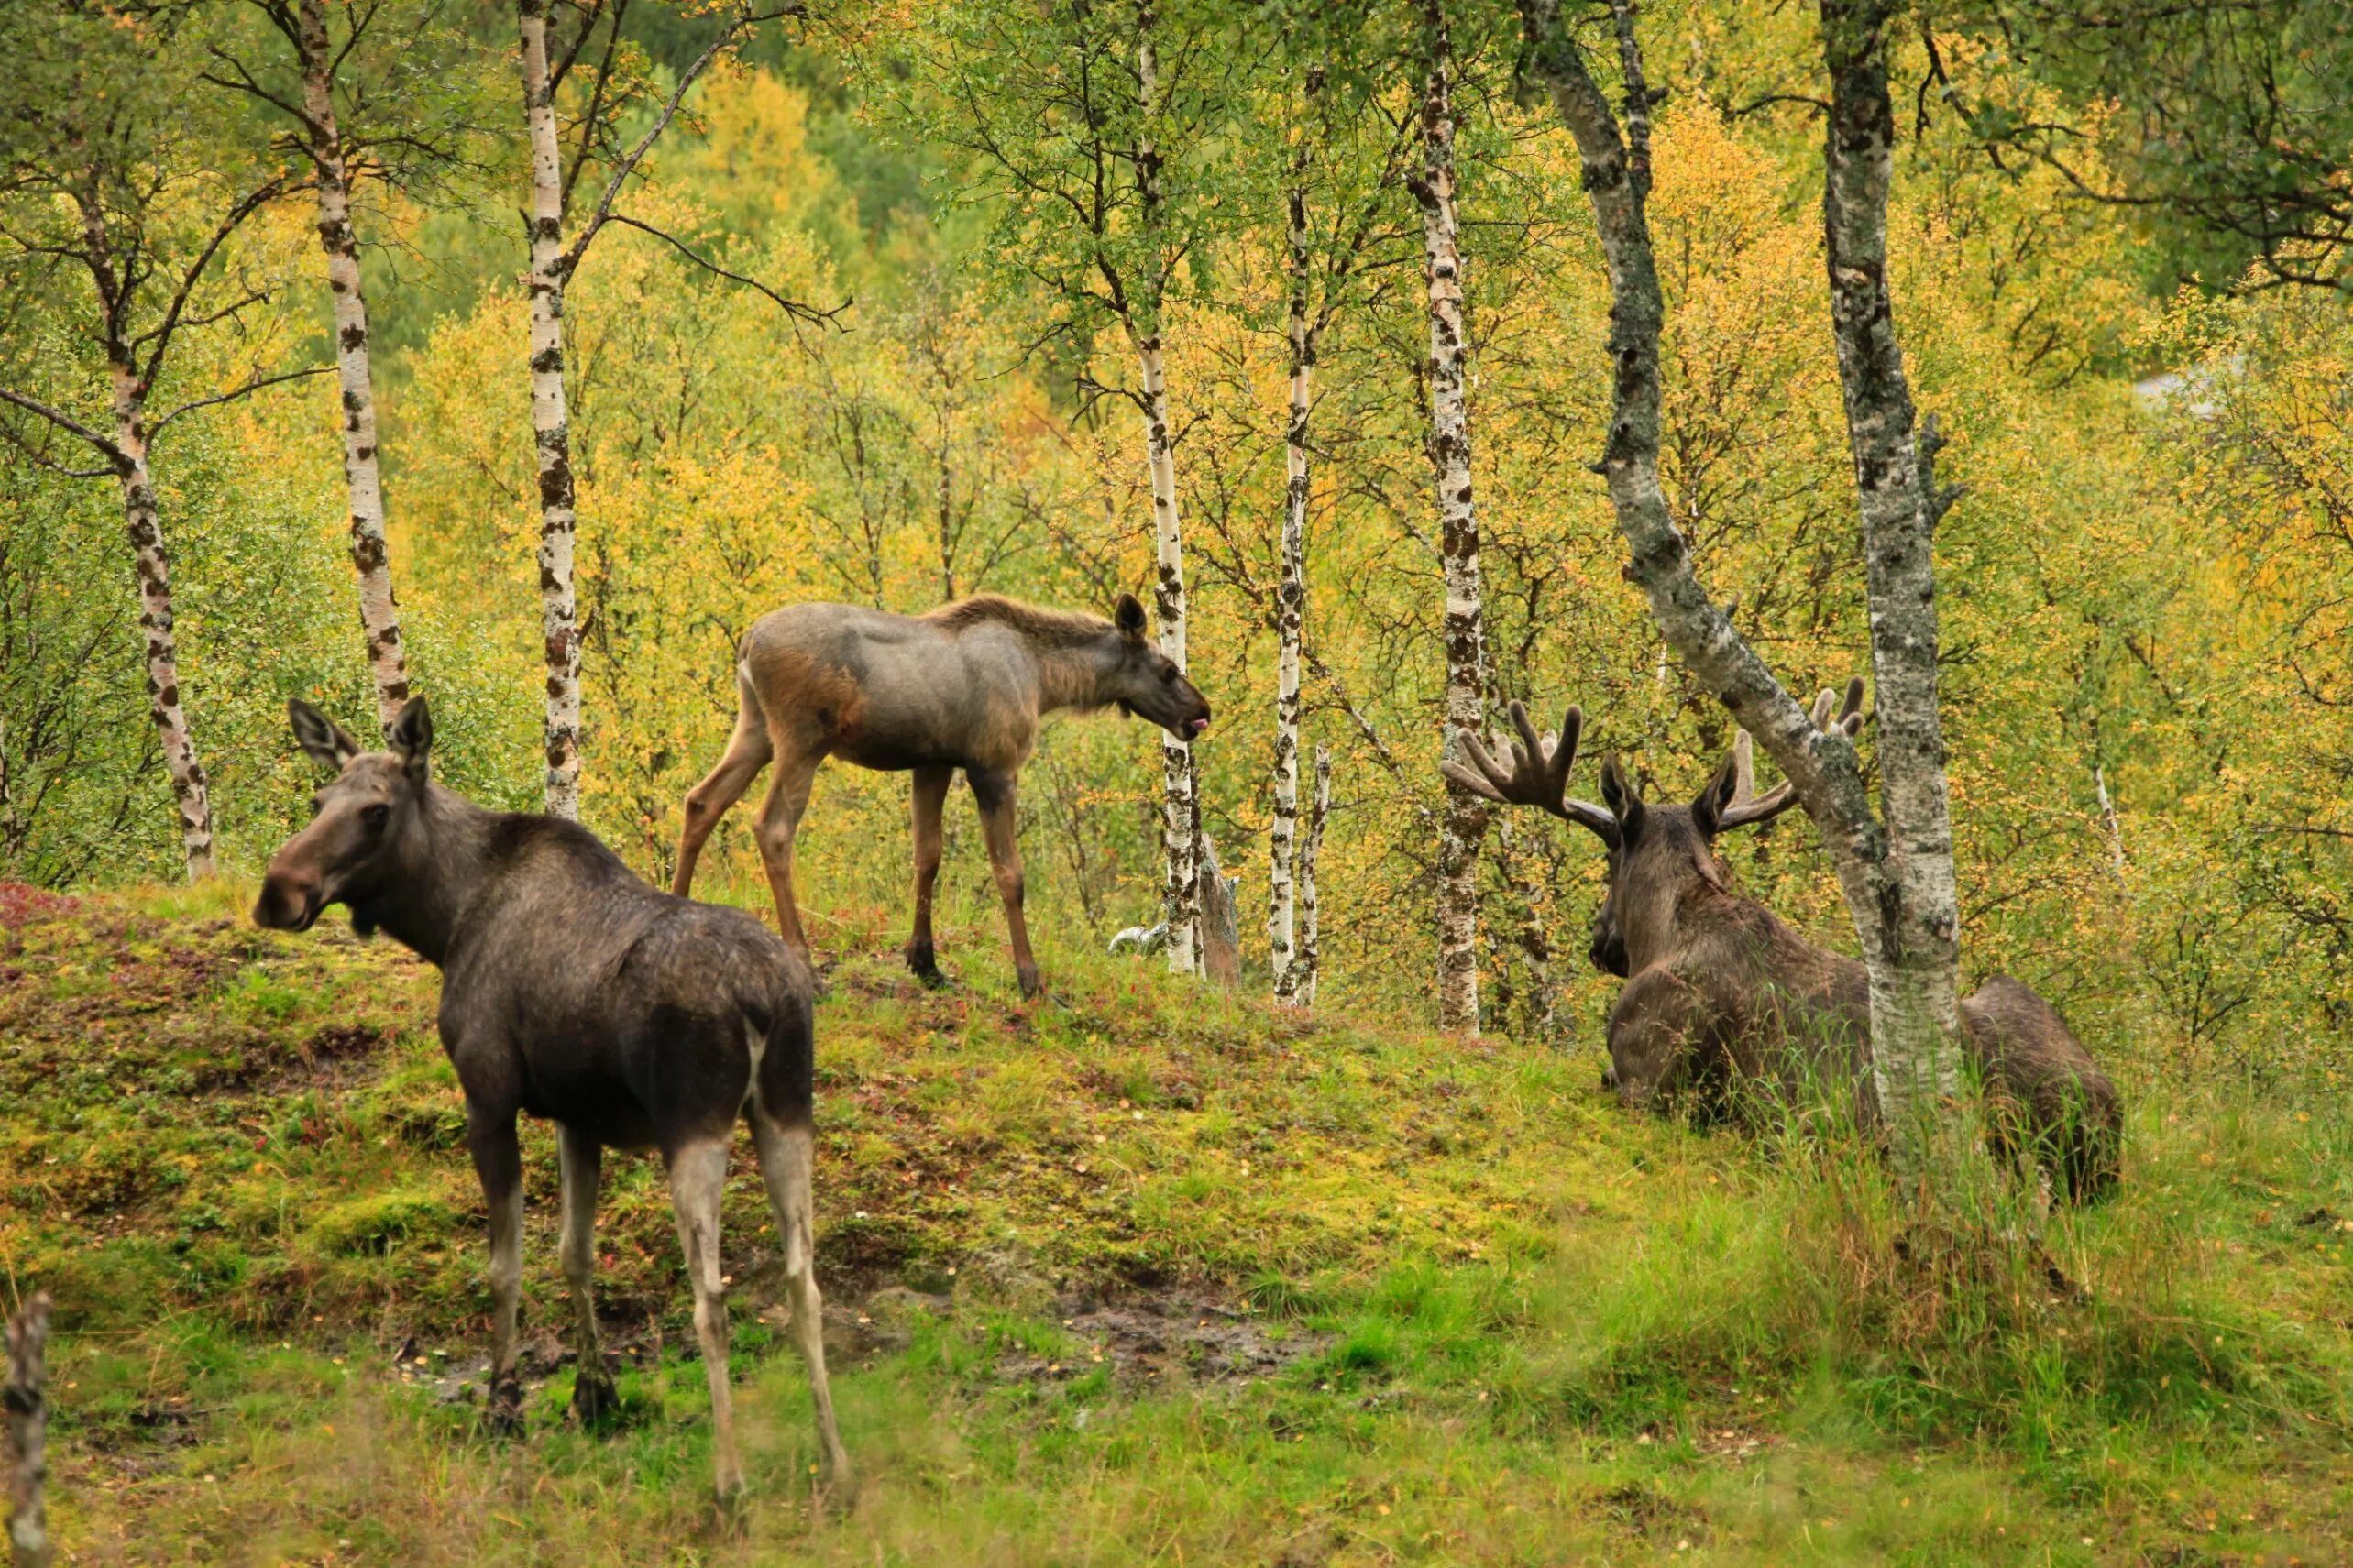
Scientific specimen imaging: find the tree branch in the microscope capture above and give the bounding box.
[0,386,124,465]
[148,363,333,440]
[561,3,802,275]
[135,174,295,389]
[603,214,849,328]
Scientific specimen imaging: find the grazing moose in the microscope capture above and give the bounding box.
[1446,689,2120,1201]
[672,593,1212,997]
[253,698,850,1503]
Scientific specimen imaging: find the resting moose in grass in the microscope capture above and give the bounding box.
[672,592,1212,997]
[1446,688,2120,1201]
[252,698,849,1504]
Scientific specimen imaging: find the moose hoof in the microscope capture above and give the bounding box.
[1016,967,1043,1001]
[484,1376,524,1437]
[572,1367,619,1427]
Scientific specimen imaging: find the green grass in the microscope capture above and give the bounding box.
[3,883,2349,1563]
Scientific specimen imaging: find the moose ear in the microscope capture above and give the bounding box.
[388,696,433,784]
[1599,754,1648,845]
[1690,755,1739,839]
[1114,593,1148,643]
[288,700,361,772]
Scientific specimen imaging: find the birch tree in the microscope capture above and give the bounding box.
[1134,4,1204,973]
[1412,0,1490,1034]
[906,0,1242,975]
[511,0,814,817]
[1263,20,1414,1004]
[203,0,488,736]
[1515,0,1977,1184]
[0,9,318,880]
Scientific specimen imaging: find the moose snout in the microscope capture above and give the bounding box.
[252,862,322,932]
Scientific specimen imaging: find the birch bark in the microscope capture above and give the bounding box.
[4,1291,50,1568]
[1820,0,1968,1157]
[1135,4,1200,975]
[108,360,214,880]
[297,0,410,735]
[1269,75,1317,1004]
[1518,0,1973,1183]
[1413,0,1488,1035]
[1296,741,1331,1006]
[517,0,583,818]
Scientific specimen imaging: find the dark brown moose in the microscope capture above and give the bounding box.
[253,698,848,1504]
[672,593,1212,997]
[1446,689,2120,1201]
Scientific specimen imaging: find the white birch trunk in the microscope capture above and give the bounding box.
[1820,0,1970,1177]
[299,0,410,736]
[110,370,215,880]
[1297,742,1331,1006]
[1136,8,1199,975]
[5,1291,51,1568]
[1269,129,1314,1003]
[1413,3,1487,1035]
[518,0,583,819]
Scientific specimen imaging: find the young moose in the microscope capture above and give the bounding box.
[252,698,849,1502]
[672,593,1212,996]
[1447,689,2121,1201]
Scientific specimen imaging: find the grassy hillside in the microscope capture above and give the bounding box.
[2,881,2349,1564]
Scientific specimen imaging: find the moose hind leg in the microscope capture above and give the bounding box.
[906,764,953,985]
[665,1137,745,1502]
[752,1109,852,1493]
[674,671,774,897]
[557,1124,616,1424]
[968,767,1040,998]
[753,750,823,967]
[467,1105,525,1433]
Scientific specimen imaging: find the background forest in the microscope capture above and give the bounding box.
[4,0,2351,1082]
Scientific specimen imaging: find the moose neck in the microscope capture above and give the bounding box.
[1032,633,1127,716]
[349,784,499,969]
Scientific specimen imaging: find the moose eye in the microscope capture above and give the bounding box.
[1160,664,1178,684]
[361,803,390,832]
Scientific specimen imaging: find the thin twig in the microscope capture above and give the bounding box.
[604,214,849,328]
[148,364,334,441]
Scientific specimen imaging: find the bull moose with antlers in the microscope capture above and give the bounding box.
[1446,686,2119,1201]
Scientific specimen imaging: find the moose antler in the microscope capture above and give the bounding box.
[1716,677,1867,830]
[1442,700,1620,844]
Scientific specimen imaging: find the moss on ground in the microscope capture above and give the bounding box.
[3,883,2349,1563]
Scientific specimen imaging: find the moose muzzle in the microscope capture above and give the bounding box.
[253,844,325,933]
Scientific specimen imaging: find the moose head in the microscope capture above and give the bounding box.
[1443,681,1865,978]
[253,697,434,938]
[1104,592,1213,741]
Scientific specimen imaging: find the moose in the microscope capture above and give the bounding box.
[1446,687,2120,1201]
[672,592,1213,997]
[252,697,850,1503]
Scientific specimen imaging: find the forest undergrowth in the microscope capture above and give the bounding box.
[3,878,2347,1565]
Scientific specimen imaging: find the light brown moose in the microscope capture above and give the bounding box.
[674,594,1211,996]
[1446,687,2120,1200]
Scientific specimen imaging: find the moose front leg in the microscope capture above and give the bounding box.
[905,764,953,986]
[556,1124,616,1424]
[967,767,1040,998]
[466,1104,525,1434]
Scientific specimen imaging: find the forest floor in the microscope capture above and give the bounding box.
[3,879,2350,1565]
